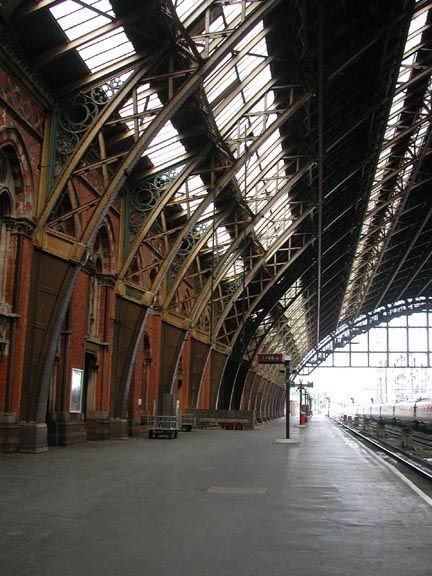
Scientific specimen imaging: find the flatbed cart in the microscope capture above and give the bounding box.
[148,416,179,439]
[180,415,197,432]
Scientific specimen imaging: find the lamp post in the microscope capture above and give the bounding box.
[284,354,291,439]
[299,383,303,424]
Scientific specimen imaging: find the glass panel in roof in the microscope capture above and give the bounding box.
[189,3,261,58]
[221,2,244,26]
[78,31,135,72]
[204,54,231,92]
[58,14,109,40]
[118,82,188,171]
[174,175,207,216]
[235,21,264,52]
[117,84,164,141]
[242,66,272,96]
[255,210,291,249]
[206,67,239,104]
[145,123,187,167]
[208,14,225,34]
[215,94,245,129]
[173,0,207,22]
[215,33,294,246]
[119,86,161,123]
[55,0,114,18]
[204,24,267,99]
[50,0,135,74]
[223,258,245,281]
[340,4,431,321]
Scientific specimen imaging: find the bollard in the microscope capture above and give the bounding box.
[400,427,412,449]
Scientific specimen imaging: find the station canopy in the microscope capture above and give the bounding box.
[2,0,432,371]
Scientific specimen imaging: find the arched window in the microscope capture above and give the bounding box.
[0,140,32,364]
[0,189,12,310]
[0,150,15,312]
[87,255,102,338]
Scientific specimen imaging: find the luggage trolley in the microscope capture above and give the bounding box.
[148,415,179,439]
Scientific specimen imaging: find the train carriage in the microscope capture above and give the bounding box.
[356,399,432,431]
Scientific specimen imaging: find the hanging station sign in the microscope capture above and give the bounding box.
[257,353,283,364]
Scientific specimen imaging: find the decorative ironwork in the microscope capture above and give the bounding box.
[177,227,202,257]
[90,80,126,104]
[57,95,100,157]
[130,180,161,212]
[169,223,208,277]
[224,277,243,294]
[296,298,432,375]
[129,170,179,235]
[55,74,131,169]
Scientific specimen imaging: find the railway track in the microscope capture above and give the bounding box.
[384,425,432,449]
[364,421,432,449]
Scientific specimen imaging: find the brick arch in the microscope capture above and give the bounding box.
[0,126,34,218]
[0,187,13,307]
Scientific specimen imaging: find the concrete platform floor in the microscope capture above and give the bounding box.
[1,416,431,576]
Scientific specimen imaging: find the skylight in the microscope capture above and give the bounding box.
[50,0,135,73]
[341,4,431,321]
[174,175,208,217]
[144,122,187,167]
[51,0,300,315]
[202,16,294,251]
[173,0,207,23]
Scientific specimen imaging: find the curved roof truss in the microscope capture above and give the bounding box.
[2,0,432,374]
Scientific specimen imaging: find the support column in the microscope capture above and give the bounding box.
[0,413,19,453]
[19,422,49,453]
[86,276,115,440]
